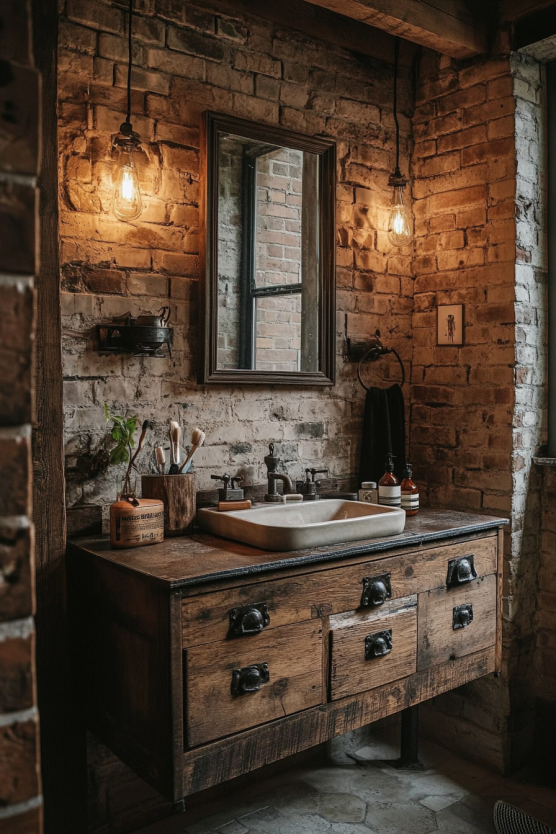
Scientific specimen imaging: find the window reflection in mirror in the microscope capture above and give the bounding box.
[217,134,319,373]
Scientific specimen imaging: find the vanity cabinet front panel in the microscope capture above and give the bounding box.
[186,620,323,746]
[181,534,497,648]
[417,574,497,670]
[329,595,417,701]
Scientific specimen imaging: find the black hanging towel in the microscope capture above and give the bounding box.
[358,383,406,486]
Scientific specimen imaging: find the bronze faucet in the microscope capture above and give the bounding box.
[264,444,295,503]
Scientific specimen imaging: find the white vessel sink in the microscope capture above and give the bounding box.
[197,499,406,551]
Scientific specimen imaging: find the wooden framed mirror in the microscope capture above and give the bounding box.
[199,111,336,385]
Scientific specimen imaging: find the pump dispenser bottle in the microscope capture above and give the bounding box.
[401,463,419,515]
[378,454,401,507]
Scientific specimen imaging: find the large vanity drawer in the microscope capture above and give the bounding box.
[186,620,323,746]
[417,574,497,670]
[329,595,417,700]
[181,535,497,648]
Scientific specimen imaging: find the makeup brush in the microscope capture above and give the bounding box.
[169,420,181,474]
[155,446,165,476]
[178,427,206,474]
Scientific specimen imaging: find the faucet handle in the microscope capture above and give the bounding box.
[307,468,328,482]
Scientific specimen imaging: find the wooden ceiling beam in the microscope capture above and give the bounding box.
[300,0,489,58]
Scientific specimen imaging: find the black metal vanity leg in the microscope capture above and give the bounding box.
[396,705,425,770]
[172,798,186,815]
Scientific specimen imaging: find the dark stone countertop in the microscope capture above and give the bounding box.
[67,509,508,590]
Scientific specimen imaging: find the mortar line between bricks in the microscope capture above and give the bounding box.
[0,795,43,819]
[0,706,38,727]
[0,617,34,641]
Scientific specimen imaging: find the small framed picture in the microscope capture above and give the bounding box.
[437,304,464,346]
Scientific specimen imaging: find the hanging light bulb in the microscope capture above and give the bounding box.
[112,0,143,222]
[112,127,142,221]
[388,173,411,247]
[387,37,412,248]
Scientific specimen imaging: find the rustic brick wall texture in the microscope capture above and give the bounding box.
[58,0,414,526]
[411,48,547,773]
[0,0,42,831]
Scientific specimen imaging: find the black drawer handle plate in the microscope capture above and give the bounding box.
[361,573,392,608]
[453,604,473,630]
[229,603,270,637]
[231,663,269,696]
[365,629,393,659]
[446,556,477,588]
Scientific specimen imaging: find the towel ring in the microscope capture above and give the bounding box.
[357,344,406,391]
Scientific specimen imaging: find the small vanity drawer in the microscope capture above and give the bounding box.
[417,574,497,670]
[186,620,323,746]
[181,535,497,648]
[329,595,417,701]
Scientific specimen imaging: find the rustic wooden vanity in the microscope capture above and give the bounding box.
[67,509,506,807]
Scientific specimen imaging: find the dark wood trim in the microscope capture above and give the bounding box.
[300,0,489,58]
[31,0,87,830]
[199,110,336,387]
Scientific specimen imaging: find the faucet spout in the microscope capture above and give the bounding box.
[268,472,295,495]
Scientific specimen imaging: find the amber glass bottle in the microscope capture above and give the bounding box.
[378,454,401,507]
[400,463,419,516]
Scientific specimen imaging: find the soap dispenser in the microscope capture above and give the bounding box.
[378,454,401,507]
[400,463,419,516]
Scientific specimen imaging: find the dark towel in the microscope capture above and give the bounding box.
[359,383,406,486]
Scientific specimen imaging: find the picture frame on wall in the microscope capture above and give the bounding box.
[437,304,464,346]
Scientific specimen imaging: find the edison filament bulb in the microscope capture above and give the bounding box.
[388,183,411,247]
[112,145,142,221]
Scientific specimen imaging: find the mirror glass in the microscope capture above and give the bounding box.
[216,133,320,373]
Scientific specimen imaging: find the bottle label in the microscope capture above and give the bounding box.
[401,493,420,510]
[359,489,378,503]
[378,485,401,507]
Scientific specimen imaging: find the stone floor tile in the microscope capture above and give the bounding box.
[352,742,400,762]
[265,781,319,816]
[318,793,367,823]
[444,795,496,833]
[365,801,437,834]
[329,825,377,834]
[420,795,463,812]
[216,823,249,834]
[435,806,489,834]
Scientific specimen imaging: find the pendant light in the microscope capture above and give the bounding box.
[112,0,142,221]
[388,37,411,247]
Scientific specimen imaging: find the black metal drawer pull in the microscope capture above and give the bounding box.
[231,663,269,696]
[365,629,393,659]
[361,573,392,607]
[453,604,473,630]
[229,603,270,637]
[446,556,477,588]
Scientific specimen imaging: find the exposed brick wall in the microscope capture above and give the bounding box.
[410,46,547,774]
[58,0,414,527]
[0,1,43,831]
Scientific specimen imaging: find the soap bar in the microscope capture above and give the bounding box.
[217,499,252,512]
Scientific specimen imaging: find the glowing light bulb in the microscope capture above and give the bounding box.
[388,184,412,247]
[113,147,142,221]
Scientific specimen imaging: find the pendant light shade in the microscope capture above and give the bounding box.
[387,38,412,248]
[112,0,143,221]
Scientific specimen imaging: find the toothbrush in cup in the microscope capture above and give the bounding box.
[178,428,206,474]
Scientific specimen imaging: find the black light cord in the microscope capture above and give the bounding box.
[126,0,133,124]
[393,36,400,177]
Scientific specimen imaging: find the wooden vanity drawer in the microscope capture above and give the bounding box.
[417,574,497,670]
[186,620,323,746]
[329,595,417,701]
[181,535,497,648]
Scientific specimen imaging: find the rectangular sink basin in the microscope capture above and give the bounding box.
[197,499,406,551]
